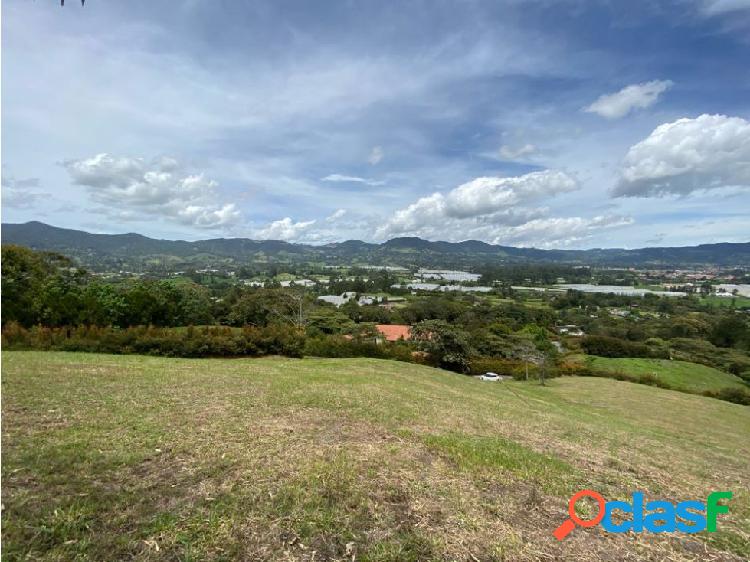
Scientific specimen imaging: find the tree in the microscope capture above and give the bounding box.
[173,281,214,326]
[80,282,127,326]
[305,308,355,336]
[38,271,86,326]
[121,281,177,326]
[266,290,311,331]
[2,245,49,326]
[518,324,557,385]
[411,319,473,373]
[1,245,83,327]
[229,288,311,331]
[227,289,277,327]
[710,315,748,349]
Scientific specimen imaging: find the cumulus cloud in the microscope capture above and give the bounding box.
[376,170,577,239]
[368,146,384,165]
[253,217,316,241]
[373,170,628,245]
[614,114,750,197]
[585,80,673,119]
[63,153,240,228]
[444,171,577,218]
[321,174,384,186]
[1,174,47,209]
[499,143,536,160]
[370,170,633,247]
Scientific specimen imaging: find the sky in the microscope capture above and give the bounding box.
[2,0,750,249]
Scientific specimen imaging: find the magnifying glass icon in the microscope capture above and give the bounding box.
[553,489,606,541]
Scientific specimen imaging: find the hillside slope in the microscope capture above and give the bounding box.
[2,352,749,561]
[586,356,749,394]
[4,221,750,267]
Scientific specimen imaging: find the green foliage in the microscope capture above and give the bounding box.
[702,387,750,406]
[1,247,216,329]
[1,324,304,358]
[710,315,750,349]
[305,308,356,336]
[581,335,663,358]
[398,297,467,325]
[468,357,522,377]
[411,319,473,373]
[1,245,83,327]
[4,245,750,391]
[669,338,750,378]
[303,336,414,362]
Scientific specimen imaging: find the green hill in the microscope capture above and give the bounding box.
[585,356,748,394]
[2,352,749,561]
[4,221,750,268]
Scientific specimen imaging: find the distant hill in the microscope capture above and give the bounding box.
[3,221,750,268]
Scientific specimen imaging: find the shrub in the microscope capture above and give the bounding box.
[573,365,673,390]
[1,324,305,359]
[581,335,662,358]
[303,335,414,362]
[468,357,522,377]
[669,338,750,375]
[702,387,750,406]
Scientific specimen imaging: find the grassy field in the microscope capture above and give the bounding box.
[585,356,748,394]
[2,351,749,561]
[700,295,750,309]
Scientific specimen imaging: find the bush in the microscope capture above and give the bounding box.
[304,335,414,362]
[468,357,522,377]
[573,365,673,390]
[1,324,305,359]
[581,335,663,359]
[669,338,750,375]
[702,387,750,406]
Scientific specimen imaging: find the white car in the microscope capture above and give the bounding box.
[480,372,500,381]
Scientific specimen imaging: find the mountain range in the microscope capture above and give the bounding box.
[3,221,750,269]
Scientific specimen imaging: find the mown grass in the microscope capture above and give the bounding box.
[2,351,749,561]
[585,356,748,394]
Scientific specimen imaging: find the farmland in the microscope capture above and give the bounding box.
[2,351,748,561]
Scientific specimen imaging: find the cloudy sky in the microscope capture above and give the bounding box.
[2,0,749,248]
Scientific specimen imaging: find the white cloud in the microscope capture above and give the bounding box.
[614,114,750,197]
[326,209,347,222]
[376,170,576,238]
[368,146,384,165]
[321,174,384,186]
[253,217,316,241]
[444,171,577,218]
[584,80,673,119]
[499,143,536,160]
[63,153,240,228]
[374,170,587,239]
[370,170,634,247]
[496,215,635,248]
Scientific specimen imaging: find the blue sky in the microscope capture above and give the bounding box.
[2,0,749,248]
